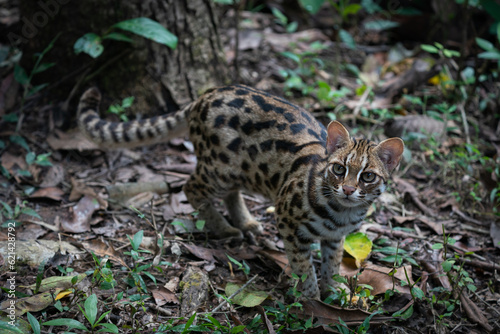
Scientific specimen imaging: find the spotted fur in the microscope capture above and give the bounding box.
[78,84,404,299]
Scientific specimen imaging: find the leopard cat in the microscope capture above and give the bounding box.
[77,84,404,299]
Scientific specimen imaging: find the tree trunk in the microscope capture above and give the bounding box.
[15,0,229,122]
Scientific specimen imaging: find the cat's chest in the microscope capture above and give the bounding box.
[298,205,366,239]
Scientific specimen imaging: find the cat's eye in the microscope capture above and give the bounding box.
[331,163,346,176]
[361,172,376,183]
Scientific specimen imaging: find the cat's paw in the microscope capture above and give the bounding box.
[240,219,263,235]
[216,226,244,240]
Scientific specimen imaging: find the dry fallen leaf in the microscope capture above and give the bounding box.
[152,286,179,306]
[61,195,101,233]
[30,187,65,201]
[81,239,127,267]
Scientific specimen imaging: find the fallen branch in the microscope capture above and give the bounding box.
[106,181,170,200]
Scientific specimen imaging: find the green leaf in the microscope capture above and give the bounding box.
[43,319,88,331]
[421,44,439,53]
[478,51,500,60]
[14,64,29,85]
[95,310,112,328]
[0,319,25,333]
[441,260,454,272]
[84,294,98,326]
[27,83,49,97]
[21,207,41,219]
[230,325,247,334]
[475,37,494,51]
[114,18,177,49]
[497,22,500,43]
[443,49,460,58]
[195,219,206,231]
[342,3,362,16]
[411,286,425,300]
[271,7,288,25]
[102,32,134,43]
[132,230,144,251]
[25,151,36,165]
[280,51,300,63]
[121,96,135,108]
[27,312,40,334]
[182,312,197,334]
[9,135,30,151]
[286,21,298,33]
[97,323,119,333]
[392,304,413,320]
[74,33,104,58]
[339,29,356,49]
[298,0,325,14]
[33,62,56,74]
[363,20,399,31]
[225,282,268,307]
[2,113,18,123]
[431,243,444,250]
[481,0,500,22]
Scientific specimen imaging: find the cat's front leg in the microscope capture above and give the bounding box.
[320,237,346,299]
[279,226,320,299]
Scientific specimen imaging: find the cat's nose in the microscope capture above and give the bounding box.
[342,185,355,196]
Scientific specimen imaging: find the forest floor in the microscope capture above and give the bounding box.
[1,4,500,334]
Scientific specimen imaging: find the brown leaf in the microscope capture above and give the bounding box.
[39,163,65,187]
[47,128,99,151]
[180,242,218,262]
[69,178,107,208]
[293,300,393,326]
[30,187,65,201]
[256,305,277,334]
[257,249,292,275]
[152,286,179,306]
[61,195,101,233]
[81,239,127,267]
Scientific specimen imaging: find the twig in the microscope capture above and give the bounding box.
[458,102,471,146]
[211,274,258,313]
[352,86,372,125]
[23,219,59,232]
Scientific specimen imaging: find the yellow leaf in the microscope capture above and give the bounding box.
[344,232,372,268]
[55,289,73,300]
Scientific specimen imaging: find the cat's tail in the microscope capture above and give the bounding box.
[77,87,190,148]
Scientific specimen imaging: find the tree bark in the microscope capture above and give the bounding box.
[15,0,229,119]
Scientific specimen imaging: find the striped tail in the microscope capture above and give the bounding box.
[77,87,190,148]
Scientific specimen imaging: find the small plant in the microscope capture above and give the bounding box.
[0,200,41,227]
[14,34,59,131]
[107,96,135,122]
[74,17,177,58]
[271,7,298,33]
[124,230,156,293]
[227,254,251,276]
[476,24,500,65]
[42,294,119,333]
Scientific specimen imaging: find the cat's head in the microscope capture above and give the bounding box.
[324,121,404,208]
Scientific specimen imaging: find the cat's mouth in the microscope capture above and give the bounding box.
[336,195,361,207]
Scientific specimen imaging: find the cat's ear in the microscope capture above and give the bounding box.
[326,121,350,155]
[376,138,404,172]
